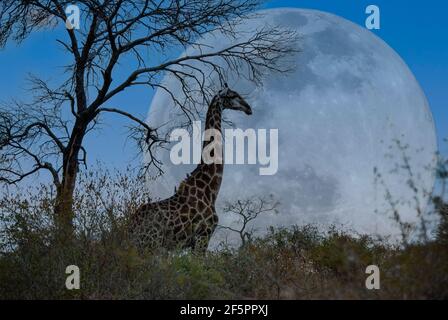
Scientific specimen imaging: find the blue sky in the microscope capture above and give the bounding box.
[0,0,446,172]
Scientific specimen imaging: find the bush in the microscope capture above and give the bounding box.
[0,166,447,299]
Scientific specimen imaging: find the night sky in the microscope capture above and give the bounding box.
[0,0,446,171]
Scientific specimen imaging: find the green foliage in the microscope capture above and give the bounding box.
[0,166,447,299]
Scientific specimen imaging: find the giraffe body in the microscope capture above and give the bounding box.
[129,85,252,252]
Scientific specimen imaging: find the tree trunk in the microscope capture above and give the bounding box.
[53,120,87,244]
[54,183,76,244]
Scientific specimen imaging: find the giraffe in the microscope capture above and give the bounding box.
[129,84,252,252]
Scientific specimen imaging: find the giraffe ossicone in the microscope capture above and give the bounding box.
[129,86,252,252]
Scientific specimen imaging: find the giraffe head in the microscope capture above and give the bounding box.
[218,83,252,115]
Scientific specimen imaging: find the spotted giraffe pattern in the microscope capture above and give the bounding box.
[129,86,252,252]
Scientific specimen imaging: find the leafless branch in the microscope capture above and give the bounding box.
[219,195,279,246]
[0,0,298,215]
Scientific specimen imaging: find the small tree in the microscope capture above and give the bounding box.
[220,196,278,247]
[434,143,448,244]
[0,1,297,241]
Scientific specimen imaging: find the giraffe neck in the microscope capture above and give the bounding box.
[203,95,223,154]
[176,95,224,204]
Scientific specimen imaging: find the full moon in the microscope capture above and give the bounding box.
[145,9,437,244]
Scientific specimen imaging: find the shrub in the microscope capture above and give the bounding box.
[0,165,447,299]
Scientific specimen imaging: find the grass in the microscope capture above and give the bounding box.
[0,166,447,299]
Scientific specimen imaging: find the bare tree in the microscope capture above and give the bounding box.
[0,1,298,240]
[434,142,448,244]
[220,196,278,246]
